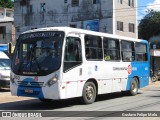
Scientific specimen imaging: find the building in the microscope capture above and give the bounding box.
[0,7,15,44]
[14,0,137,39]
[150,35,160,80]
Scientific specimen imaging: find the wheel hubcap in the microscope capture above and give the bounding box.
[86,85,94,100]
[132,82,137,93]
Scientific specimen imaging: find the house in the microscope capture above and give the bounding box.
[150,35,160,80]
[0,7,15,44]
[14,0,137,39]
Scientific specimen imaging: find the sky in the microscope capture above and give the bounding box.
[138,0,160,20]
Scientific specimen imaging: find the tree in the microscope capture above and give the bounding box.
[138,10,160,40]
[0,0,14,8]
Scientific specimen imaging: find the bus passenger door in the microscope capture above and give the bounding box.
[63,36,83,98]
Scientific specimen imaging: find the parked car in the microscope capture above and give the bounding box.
[0,51,11,88]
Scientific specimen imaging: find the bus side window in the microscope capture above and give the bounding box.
[103,37,120,61]
[135,43,147,61]
[64,37,82,72]
[85,35,103,60]
[121,41,135,62]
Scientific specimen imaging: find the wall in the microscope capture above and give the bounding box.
[0,8,14,44]
[114,0,137,38]
[14,0,137,39]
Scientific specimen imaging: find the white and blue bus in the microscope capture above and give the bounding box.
[10,27,150,104]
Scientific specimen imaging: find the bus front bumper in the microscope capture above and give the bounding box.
[10,82,60,100]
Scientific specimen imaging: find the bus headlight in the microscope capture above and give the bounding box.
[47,76,58,87]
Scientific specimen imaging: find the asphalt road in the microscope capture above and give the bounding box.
[0,81,160,120]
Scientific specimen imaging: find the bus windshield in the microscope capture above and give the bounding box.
[12,31,64,76]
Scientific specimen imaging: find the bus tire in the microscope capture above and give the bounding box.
[82,82,96,104]
[129,78,138,96]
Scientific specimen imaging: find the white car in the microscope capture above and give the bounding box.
[0,51,11,88]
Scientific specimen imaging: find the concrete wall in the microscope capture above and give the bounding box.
[14,0,137,38]
[0,8,14,44]
[114,0,137,38]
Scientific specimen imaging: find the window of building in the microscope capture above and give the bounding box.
[118,0,123,4]
[135,43,147,61]
[128,0,134,7]
[121,41,135,62]
[40,3,46,12]
[103,38,120,61]
[85,35,103,60]
[16,26,20,32]
[64,0,67,3]
[129,23,135,33]
[93,0,100,4]
[70,24,77,28]
[6,12,11,17]
[117,21,123,31]
[72,0,79,7]
[29,5,33,13]
[0,27,5,39]
[0,13,3,15]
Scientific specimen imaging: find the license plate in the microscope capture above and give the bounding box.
[24,88,33,94]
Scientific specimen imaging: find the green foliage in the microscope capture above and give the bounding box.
[0,0,14,8]
[138,10,160,41]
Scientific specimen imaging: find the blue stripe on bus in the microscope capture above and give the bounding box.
[126,62,150,91]
[17,78,44,99]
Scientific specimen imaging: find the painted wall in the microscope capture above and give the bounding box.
[0,8,14,44]
[14,0,137,39]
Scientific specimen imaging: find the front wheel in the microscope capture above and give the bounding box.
[82,82,96,104]
[129,78,138,96]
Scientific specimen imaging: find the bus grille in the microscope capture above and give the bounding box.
[17,81,44,87]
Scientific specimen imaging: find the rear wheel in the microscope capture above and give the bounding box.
[82,82,96,104]
[129,78,138,96]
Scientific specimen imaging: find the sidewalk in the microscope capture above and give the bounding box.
[0,88,33,103]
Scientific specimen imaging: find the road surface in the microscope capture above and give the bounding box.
[0,81,160,120]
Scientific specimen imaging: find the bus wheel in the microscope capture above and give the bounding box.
[129,78,138,96]
[82,82,96,104]
[39,98,52,102]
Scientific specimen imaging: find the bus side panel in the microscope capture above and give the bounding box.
[62,65,85,98]
[126,62,150,90]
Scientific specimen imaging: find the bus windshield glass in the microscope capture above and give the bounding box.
[12,31,64,76]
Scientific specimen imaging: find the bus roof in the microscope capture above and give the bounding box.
[21,27,148,44]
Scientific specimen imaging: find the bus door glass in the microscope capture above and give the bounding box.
[63,37,82,72]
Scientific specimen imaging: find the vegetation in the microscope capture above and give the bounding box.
[0,0,14,8]
[138,10,160,41]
